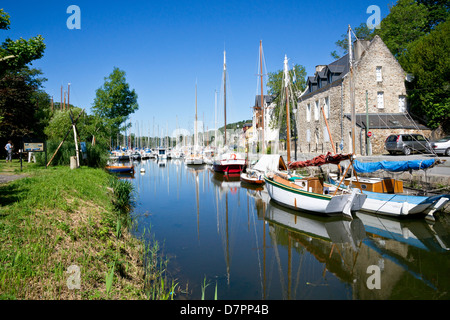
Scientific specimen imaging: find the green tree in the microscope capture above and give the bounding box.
[331,23,375,59]
[417,0,450,32]
[0,9,45,76]
[43,107,111,167]
[92,67,139,140]
[0,68,51,141]
[402,19,450,130]
[266,64,306,130]
[375,0,430,61]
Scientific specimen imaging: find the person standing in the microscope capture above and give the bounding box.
[5,140,13,162]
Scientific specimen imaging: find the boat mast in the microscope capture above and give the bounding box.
[215,89,218,148]
[223,50,227,146]
[68,83,70,109]
[260,41,265,154]
[348,25,356,154]
[195,82,198,148]
[284,55,291,163]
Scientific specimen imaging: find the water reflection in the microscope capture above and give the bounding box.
[127,159,450,300]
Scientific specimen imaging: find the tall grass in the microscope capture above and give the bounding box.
[201,276,218,300]
[0,164,173,300]
[141,230,178,300]
[35,140,108,168]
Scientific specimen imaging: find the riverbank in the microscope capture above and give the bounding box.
[0,160,173,299]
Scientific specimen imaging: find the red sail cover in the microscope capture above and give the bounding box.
[288,152,352,169]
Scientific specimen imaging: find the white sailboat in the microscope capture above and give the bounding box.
[327,158,450,221]
[264,54,367,219]
[241,40,268,185]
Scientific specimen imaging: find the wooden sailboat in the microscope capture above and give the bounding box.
[241,154,287,185]
[213,50,246,174]
[264,54,367,218]
[241,41,268,185]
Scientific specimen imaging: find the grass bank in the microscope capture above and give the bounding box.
[0,160,174,299]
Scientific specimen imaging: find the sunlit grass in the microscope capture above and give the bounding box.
[0,163,174,300]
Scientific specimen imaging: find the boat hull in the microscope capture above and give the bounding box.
[212,153,246,174]
[264,175,366,218]
[186,156,204,165]
[360,191,450,221]
[106,166,134,173]
[213,164,244,174]
[240,172,264,185]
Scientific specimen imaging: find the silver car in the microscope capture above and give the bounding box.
[385,134,432,155]
[431,136,450,156]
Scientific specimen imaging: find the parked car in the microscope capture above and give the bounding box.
[385,134,432,155]
[431,136,450,156]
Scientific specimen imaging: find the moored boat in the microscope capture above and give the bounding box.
[186,152,204,165]
[327,158,450,221]
[240,154,287,185]
[265,161,367,219]
[240,171,264,184]
[105,164,135,173]
[264,55,366,219]
[213,152,246,174]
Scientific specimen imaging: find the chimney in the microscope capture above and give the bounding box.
[315,65,326,73]
[353,39,370,61]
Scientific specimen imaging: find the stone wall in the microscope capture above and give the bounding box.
[296,36,414,156]
[296,80,343,154]
[362,128,432,155]
[351,36,407,115]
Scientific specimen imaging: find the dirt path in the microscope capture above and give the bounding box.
[0,174,27,184]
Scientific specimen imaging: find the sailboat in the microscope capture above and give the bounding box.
[241,154,287,185]
[264,55,367,219]
[213,50,246,174]
[241,40,270,185]
[327,158,450,221]
[186,82,205,165]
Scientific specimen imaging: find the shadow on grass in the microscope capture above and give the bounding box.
[0,180,30,209]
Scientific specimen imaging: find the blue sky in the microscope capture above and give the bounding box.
[2,0,393,137]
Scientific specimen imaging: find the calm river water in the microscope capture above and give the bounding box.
[126,158,450,300]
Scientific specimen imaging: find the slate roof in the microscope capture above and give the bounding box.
[254,95,275,109]
[344,113,429,130]
[305,54,350,93]
[327,54,349,77]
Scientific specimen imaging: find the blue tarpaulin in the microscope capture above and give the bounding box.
[353,159,436,173]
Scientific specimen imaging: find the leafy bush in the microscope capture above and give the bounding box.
[35,140,108,168]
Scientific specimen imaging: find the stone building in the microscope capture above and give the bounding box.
[251,94,280,153]
[296,35,430,155]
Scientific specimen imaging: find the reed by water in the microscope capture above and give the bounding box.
[0,160,173,300]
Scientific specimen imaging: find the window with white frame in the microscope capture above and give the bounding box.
[398,95,406,112]
[377,91,384,109]
[376,66,382,82]
[306,103,311,122]
[324,96,330,119]
[314,100,319,121]
[323,126,330,142]
[306,129,311,142]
